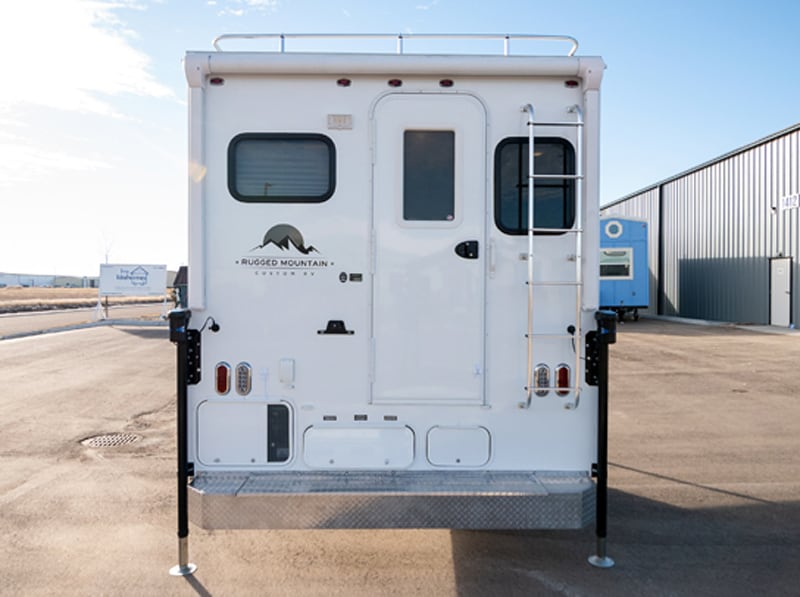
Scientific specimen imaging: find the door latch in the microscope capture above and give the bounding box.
[455,240,479,259]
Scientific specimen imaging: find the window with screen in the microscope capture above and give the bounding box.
[403,130,455,221]
[494,137,575,234]
[600,248,634,279]
[228,133,335,203]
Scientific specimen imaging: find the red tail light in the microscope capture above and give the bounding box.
[215,362,231,395]
[555,364,571,396]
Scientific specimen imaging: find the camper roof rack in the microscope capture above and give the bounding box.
[211,33,579,57]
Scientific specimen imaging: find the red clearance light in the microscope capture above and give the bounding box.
[555,363,571,396]
[439,79,454,88]
[209,77,225,86]
[387,78,403,88]
[336,78,351,87]
[215,362,231,395]
[564,79,579,88]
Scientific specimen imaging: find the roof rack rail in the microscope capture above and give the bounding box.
[211,33,579,57]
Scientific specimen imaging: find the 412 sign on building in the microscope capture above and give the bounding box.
[780,193,800,210]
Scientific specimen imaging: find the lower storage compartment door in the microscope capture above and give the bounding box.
[427,426,491,467]
[197,401,291,466]
[303,426,414,469]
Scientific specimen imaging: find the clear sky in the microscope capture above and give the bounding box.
[2,0,799,276]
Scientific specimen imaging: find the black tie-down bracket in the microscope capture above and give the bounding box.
[318,320,354,335]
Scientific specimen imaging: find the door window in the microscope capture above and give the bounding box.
[403,130,455,221]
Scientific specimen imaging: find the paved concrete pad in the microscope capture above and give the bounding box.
[0,320,798,596]
[0,303,165,339]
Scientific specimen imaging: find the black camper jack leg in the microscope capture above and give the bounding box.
[168,309,198,577]
[586,310,617,569]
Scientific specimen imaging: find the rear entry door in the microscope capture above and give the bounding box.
[371,93,486,404]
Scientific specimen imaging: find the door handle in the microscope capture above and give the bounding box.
[455,240,479,259]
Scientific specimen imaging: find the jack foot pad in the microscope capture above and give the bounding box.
[169,563,197,577]
[588,555,615,569]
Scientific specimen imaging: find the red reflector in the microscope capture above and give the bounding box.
[439,79,454,88]
[215,362,231,395]
[387,78,403,87]
[564,79,579,88]
[555,364,571,396]
[209,77,225,86]
[336,78,351,87]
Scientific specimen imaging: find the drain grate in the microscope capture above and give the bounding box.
[81,433,141,448]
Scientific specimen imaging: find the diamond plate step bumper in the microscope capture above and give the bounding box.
[188,470,595,530]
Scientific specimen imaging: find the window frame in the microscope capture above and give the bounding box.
[227,132,336,203]
[600,247,635,280]
[493,136,576,235]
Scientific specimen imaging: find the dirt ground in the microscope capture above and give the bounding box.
[0,319,798,596]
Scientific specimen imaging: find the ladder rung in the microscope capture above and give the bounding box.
[531,121,584,127]
[525,281,582,287]
[524,227,583,234]
[524,333,576,339]
[528,174,583,180]
[526,386,580,393]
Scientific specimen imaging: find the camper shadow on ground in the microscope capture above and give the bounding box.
[449,486,800,596]
[116,325,169,341]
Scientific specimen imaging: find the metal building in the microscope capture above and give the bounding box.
[601,123,799,327]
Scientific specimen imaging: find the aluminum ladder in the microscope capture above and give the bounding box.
[520,103,585,410]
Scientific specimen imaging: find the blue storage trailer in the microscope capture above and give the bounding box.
[599,217,649,321]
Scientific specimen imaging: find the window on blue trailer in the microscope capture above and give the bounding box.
[600,248,633,279]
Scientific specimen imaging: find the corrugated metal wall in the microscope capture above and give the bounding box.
[601,125,799,326]
[774,130,800,326]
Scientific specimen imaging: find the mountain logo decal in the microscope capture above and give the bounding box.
[238,223,330,275]
[251,224,318,255]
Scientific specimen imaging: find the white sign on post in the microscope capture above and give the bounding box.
[95,264,168,321]
[99,264,167,297]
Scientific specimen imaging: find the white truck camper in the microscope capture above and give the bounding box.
[169,33,615,576]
